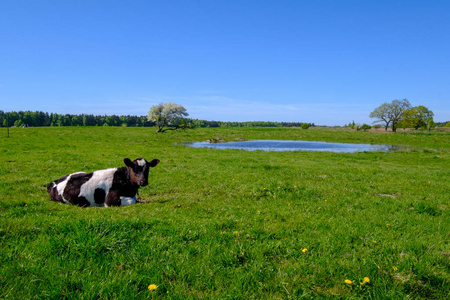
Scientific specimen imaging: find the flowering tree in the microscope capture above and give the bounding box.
[148,102,189,133]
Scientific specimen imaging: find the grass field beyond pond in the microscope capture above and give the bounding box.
[1,126,449,299]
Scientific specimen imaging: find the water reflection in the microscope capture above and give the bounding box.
[186,140,400,153]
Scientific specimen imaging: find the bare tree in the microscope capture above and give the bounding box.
[388,99,411,132]
[370,99,411,132]
[369,103,391,131]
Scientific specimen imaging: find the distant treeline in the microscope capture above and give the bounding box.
[0,110,314,128]
[191,119,314,128]
[0,111,152,127]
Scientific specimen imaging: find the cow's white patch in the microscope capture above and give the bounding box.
[79,168,117,206]
[137,159,146,166]
[120,196,137,206]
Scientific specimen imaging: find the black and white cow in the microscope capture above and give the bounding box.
[47,157,160,207]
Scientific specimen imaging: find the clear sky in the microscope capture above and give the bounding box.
[1,0,449,126]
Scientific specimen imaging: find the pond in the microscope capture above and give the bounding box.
[186,140,400,153]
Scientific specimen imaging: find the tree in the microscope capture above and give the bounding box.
[148,102,189,133]
[427,116,436,131]
[369,104,391,131]
[370,99,411,132]
[14,119,24,127]
[71,115,81,126]
[82,114,96,126]
[0,111,4,127]
[402,106,434,129]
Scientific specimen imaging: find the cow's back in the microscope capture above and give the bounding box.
[47,168,117,207]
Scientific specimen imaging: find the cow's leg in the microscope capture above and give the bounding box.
[105,190,121,206]
[120,196,137,206]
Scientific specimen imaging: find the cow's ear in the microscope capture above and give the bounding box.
[124,158,134,167]
[148,159,160,168]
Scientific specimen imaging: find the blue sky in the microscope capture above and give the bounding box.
[1,0,449,125]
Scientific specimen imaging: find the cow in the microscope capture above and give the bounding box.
[47,157,160,207]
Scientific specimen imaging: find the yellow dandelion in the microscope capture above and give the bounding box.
[360,282,365,286]
[148,284,157,291]
[302,248,308,253]
[372,240,378,244]
[364,277,370,283]
[344,279,353,285]
[392,266,398,271]
[233,231,239,235]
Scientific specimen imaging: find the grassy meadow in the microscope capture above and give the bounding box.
[1,126,449,299]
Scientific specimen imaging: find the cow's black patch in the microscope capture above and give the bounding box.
[94,188,106,204]
[48,185,64,203]
[114,167,139,197]
[74,196,90,207]
[105,167,139,206]
[62,172,93,205]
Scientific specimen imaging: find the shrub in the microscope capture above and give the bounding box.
[361,124,372,131]
[301,123,309,129]
[14,119,24,127]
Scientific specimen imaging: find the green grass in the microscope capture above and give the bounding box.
[1,126,449,299]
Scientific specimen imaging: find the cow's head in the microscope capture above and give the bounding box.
[124,157,160,187]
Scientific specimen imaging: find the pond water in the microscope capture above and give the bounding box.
[186,140,400,153]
